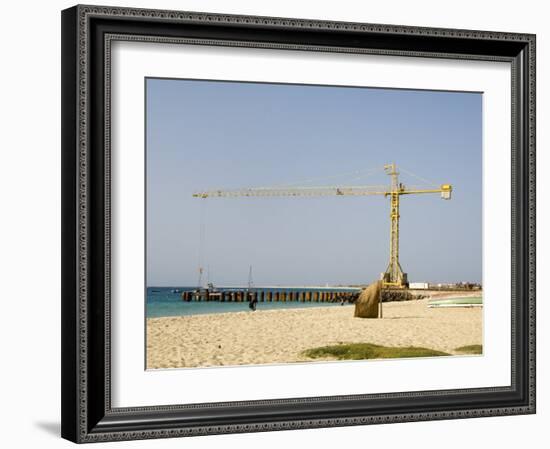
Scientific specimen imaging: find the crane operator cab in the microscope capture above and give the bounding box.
[440,184,452,200]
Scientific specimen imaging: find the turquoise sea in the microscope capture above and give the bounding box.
[146,287,357,318]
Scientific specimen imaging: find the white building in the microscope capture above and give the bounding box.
[409,282,429,289]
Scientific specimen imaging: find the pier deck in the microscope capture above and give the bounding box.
[181,288,361,303]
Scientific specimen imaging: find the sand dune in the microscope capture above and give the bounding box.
[146,299,482,369]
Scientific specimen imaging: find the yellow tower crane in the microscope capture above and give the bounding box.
[193,163,452,288]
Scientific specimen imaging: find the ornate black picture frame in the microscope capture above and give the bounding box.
[61,4,536,443]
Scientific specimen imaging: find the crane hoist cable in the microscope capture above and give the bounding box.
[251,165,385,189]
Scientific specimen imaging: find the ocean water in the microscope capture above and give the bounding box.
[146,287,356,318]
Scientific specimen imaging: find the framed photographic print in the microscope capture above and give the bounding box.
[61,4,536,443]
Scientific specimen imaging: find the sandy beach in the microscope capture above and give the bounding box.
[146,297,482,369]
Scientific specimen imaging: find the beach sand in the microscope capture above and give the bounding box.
[146,298,482,369]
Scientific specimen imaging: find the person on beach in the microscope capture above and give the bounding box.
[249,295,258,311]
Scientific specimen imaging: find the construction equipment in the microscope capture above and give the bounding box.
[193,163,452,288]
[247,265,254,290]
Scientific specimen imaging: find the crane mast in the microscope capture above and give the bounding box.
[193,163,452,288]
[385,163,405,287]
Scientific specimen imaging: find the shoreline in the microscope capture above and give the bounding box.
[147,303,353,320]
[422,290,482,299]
[147,298,482,369]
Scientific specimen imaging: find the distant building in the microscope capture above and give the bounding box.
[425,282,482,290]
[409,282,429,289]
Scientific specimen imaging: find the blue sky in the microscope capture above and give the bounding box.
[146,78,482,287]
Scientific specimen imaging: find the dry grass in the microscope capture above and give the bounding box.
[455,344,483,354]
[303,343,450,360]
